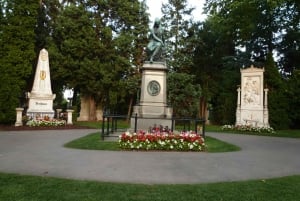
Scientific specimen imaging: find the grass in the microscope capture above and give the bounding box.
[0,172,300,201]
[64,132,120,150]
[64,132,240,152]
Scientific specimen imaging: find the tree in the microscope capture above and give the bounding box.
[35,0,65,109]
[167,73,201,117]
[202,0,299,128]
[160,0,203,118]
[193,15,235,121]
[47,0,149,119]
[161,0,196,72]
[287,70,300,128]
[0,0,38,123]
[264,53,290,129]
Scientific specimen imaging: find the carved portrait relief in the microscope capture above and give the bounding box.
[243,76,260,105]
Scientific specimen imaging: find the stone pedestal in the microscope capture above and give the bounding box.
[15,108,24,127]
[66,109,74,125]
[131,62,173,129]
[56,108,62,118]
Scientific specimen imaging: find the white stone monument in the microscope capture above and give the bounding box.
[131,61,173,129]
[26,49,56,119]
[235,65,269,127]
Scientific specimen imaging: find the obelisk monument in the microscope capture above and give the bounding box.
[27,49,56,118]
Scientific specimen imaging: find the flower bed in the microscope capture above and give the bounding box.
[119,130,206,151]
[26,119,66,127]
[221,124,276,134]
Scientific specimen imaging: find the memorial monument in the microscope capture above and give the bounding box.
[235,65,269,127]
[131,18,173,129]
[26,49,56,119]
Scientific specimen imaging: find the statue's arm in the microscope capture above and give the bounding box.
[151,29,164,46]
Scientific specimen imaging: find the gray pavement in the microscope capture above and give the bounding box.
[0,129,300,184]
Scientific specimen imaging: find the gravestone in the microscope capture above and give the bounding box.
[26,49,56,119]
[235,65,269,127]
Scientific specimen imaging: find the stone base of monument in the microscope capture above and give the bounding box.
[26,93,56,119]
[130,105,173,130]
[236,107,270,127]
[130,116,173,131]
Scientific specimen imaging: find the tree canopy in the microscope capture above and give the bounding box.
[0,0,38,123]
[0,0,299,129]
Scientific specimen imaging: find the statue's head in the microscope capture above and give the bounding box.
[154,18,161,27]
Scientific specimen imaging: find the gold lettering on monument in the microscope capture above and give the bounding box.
[40,70,46,80]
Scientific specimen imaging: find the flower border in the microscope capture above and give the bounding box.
[221,124,276,134]
[26,119,66,127]
[119,130,206,152]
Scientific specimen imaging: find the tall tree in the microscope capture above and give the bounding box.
[48,0,149,119]
[161,0,196,72]
[167,73,201,117]
[193,15,235,120]
[161,0,203,118]
[0,0,38,123]
[202,0,298,128]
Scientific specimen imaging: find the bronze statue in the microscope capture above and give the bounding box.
[147,18,165,63]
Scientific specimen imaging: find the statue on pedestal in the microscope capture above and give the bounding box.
[147,18,165,63]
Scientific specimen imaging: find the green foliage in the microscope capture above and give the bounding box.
[201,0,300,127]
[193,15,235,122]
[167,73,201,117]
[64,132,120,150]
[210,57,240,125]
[287,70,300,128]
[264,53,290,129]
[47,0,149,111]
[161,0,197,72]
[0,0,38,123]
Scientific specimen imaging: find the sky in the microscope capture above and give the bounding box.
[146,0,207,22]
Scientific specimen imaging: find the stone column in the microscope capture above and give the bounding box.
[237,86,241,106]
[66,109,74,125]
[235,87,241,125]
[15,108,24,126]
[264,88,269,107]
[263,88,269,126]
[56,108,62,118]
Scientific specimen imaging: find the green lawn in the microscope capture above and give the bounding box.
[0,172,299,201]
[64,132,240,152]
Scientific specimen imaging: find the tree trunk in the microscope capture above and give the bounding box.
[89,95,96,121]
[199,96,207,119]
[127,96,134,122]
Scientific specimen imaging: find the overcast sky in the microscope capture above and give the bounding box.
[146,0,206,22]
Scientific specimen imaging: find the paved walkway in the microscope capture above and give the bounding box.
[0,129,299,184]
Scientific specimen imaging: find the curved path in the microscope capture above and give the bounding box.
[0,129,299,184]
